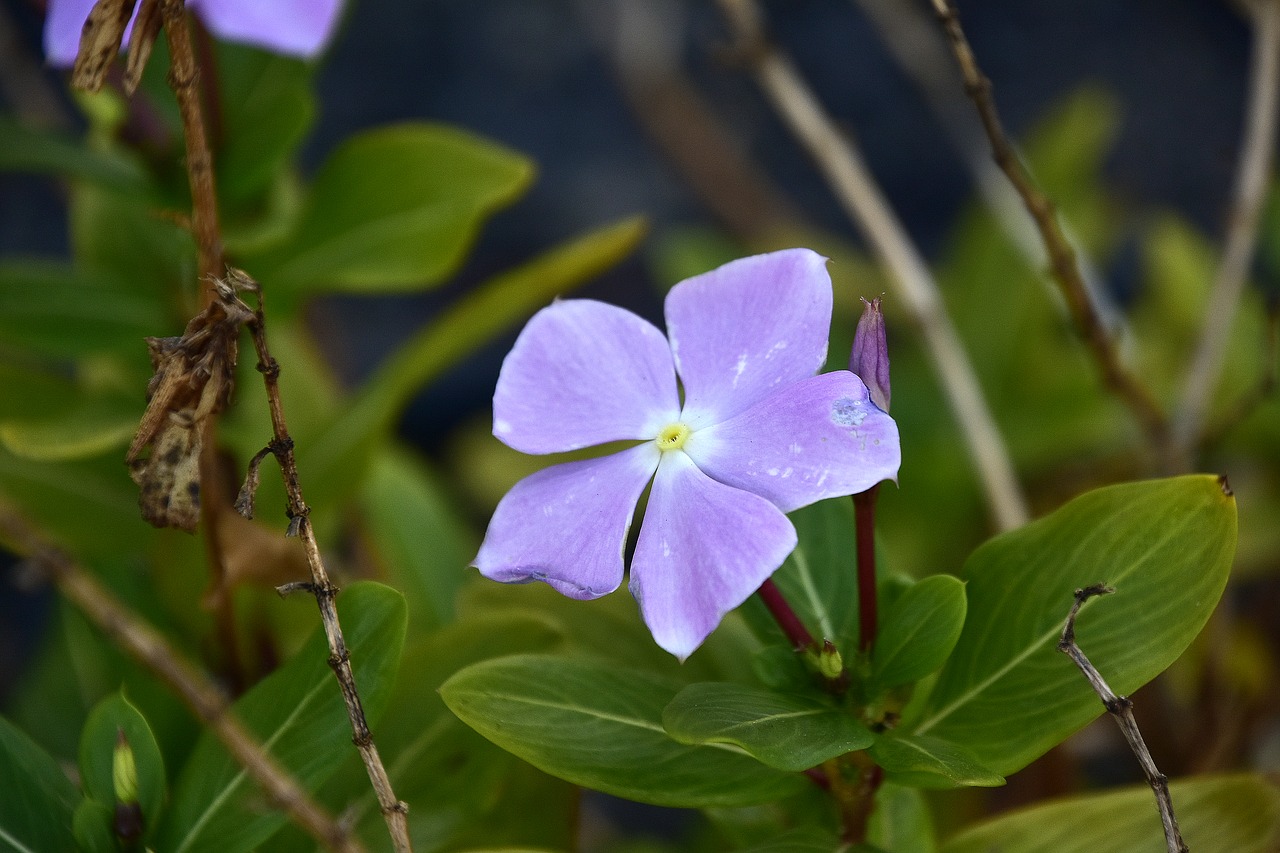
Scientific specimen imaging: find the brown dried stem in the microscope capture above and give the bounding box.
[157,0,244,685]
[715,0,1029,531]
[0,505,362,853]
[929,0,1172,466]
[1175,0,1280,456]
[1057,585,1187,853]
[226,271,412,853]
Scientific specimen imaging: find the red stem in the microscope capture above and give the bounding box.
[853,484,881,653]
[757,578,816,652]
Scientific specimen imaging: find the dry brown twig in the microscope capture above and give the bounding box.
[714,0,1029,532]
[225,270,412,853]
[1175,0,1280,456]
[1058,585,1188,853]
[928,0,1174,466]
[0,505,364,853]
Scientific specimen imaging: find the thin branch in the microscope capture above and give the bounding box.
[756,578,817,652]
[929,0,1172,465]
[1057,585,1188,853]
[851,0,1122,332]
[226,271,413,853]
[715,0,1029,532]
[1175,0,1280,456]
[0,505,362,853]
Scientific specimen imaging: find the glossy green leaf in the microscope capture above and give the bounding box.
[358,444,476,634]
[870,575,967,691]
[0,259,167,358]
[298,215,647,507]
[0,117,147,190]
[157,582,407,853]
[441,654,805,807]
[662,682,872,772]
[78,692,167,842]
[869,734,1003,789]
[0,716,79,853]
[913,476,1236,775]
[248,123,533,293]
[940,773,1280,853]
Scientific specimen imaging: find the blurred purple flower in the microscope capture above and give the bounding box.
[474,249,901,659]
[44,0,343,66]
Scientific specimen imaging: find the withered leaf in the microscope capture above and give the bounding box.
[123,0,163,95]
[128,276,256,532]
[71,0,139,93]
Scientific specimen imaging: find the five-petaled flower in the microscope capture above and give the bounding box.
[43,0,343,66]
[475,249,901,659]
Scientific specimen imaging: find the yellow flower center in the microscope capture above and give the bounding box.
[656,422,691,452]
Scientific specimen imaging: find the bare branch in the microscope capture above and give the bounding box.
[0,505,363,853]
[715,0,1029,532]
[1175,0,1280,455]
[225,270,413,853]
[929,0,1173,466]
[1058,585,1188,853]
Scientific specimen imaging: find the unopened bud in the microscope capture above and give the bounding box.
[112,729,138,806]
[817,640,845,681]
[850,297,890,412]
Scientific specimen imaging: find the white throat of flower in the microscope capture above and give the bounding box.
[655,422,692,452]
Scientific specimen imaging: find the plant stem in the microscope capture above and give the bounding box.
[853,485,880,654]
[757,577,816,652]
[229,272,413,853]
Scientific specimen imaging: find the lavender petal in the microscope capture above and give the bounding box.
[188,0,344,58]
[665,248,832,429]
[686,370,900,512]
[630,451,797,659]
[494,299,680,454]
[474,444,659,599]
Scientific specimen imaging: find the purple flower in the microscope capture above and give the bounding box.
[475,249,901,659]
[44,0,343,66]
[850,296,890,412]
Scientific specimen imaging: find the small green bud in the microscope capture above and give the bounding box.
[817,640,845,681]
[112,729,138,806]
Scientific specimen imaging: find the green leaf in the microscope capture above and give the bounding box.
[868,734,1003,789]
[441,654,805,807]
[78,692,167,841]
[248,123,533,294]
[298,215,648,507]
[157,582,407,853]
[71,797,117,853]
[868,782,936,853]
[869,575,967,692]
[70,183,195,299]
[0,259,167,358]
[0,117,147,191]
[912,476,1236,775]
[737,828,846,852]
[215,44,314,206]
[940,773,1280,853]
[0,716,79,853]
[741,499,859,648]
[0,395,138,462]
[358,444,476,634]
[662,682,872,772]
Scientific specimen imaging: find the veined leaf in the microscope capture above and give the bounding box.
[663,682,872,772]
[441,654,805,807]
[913,476,1236,776]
